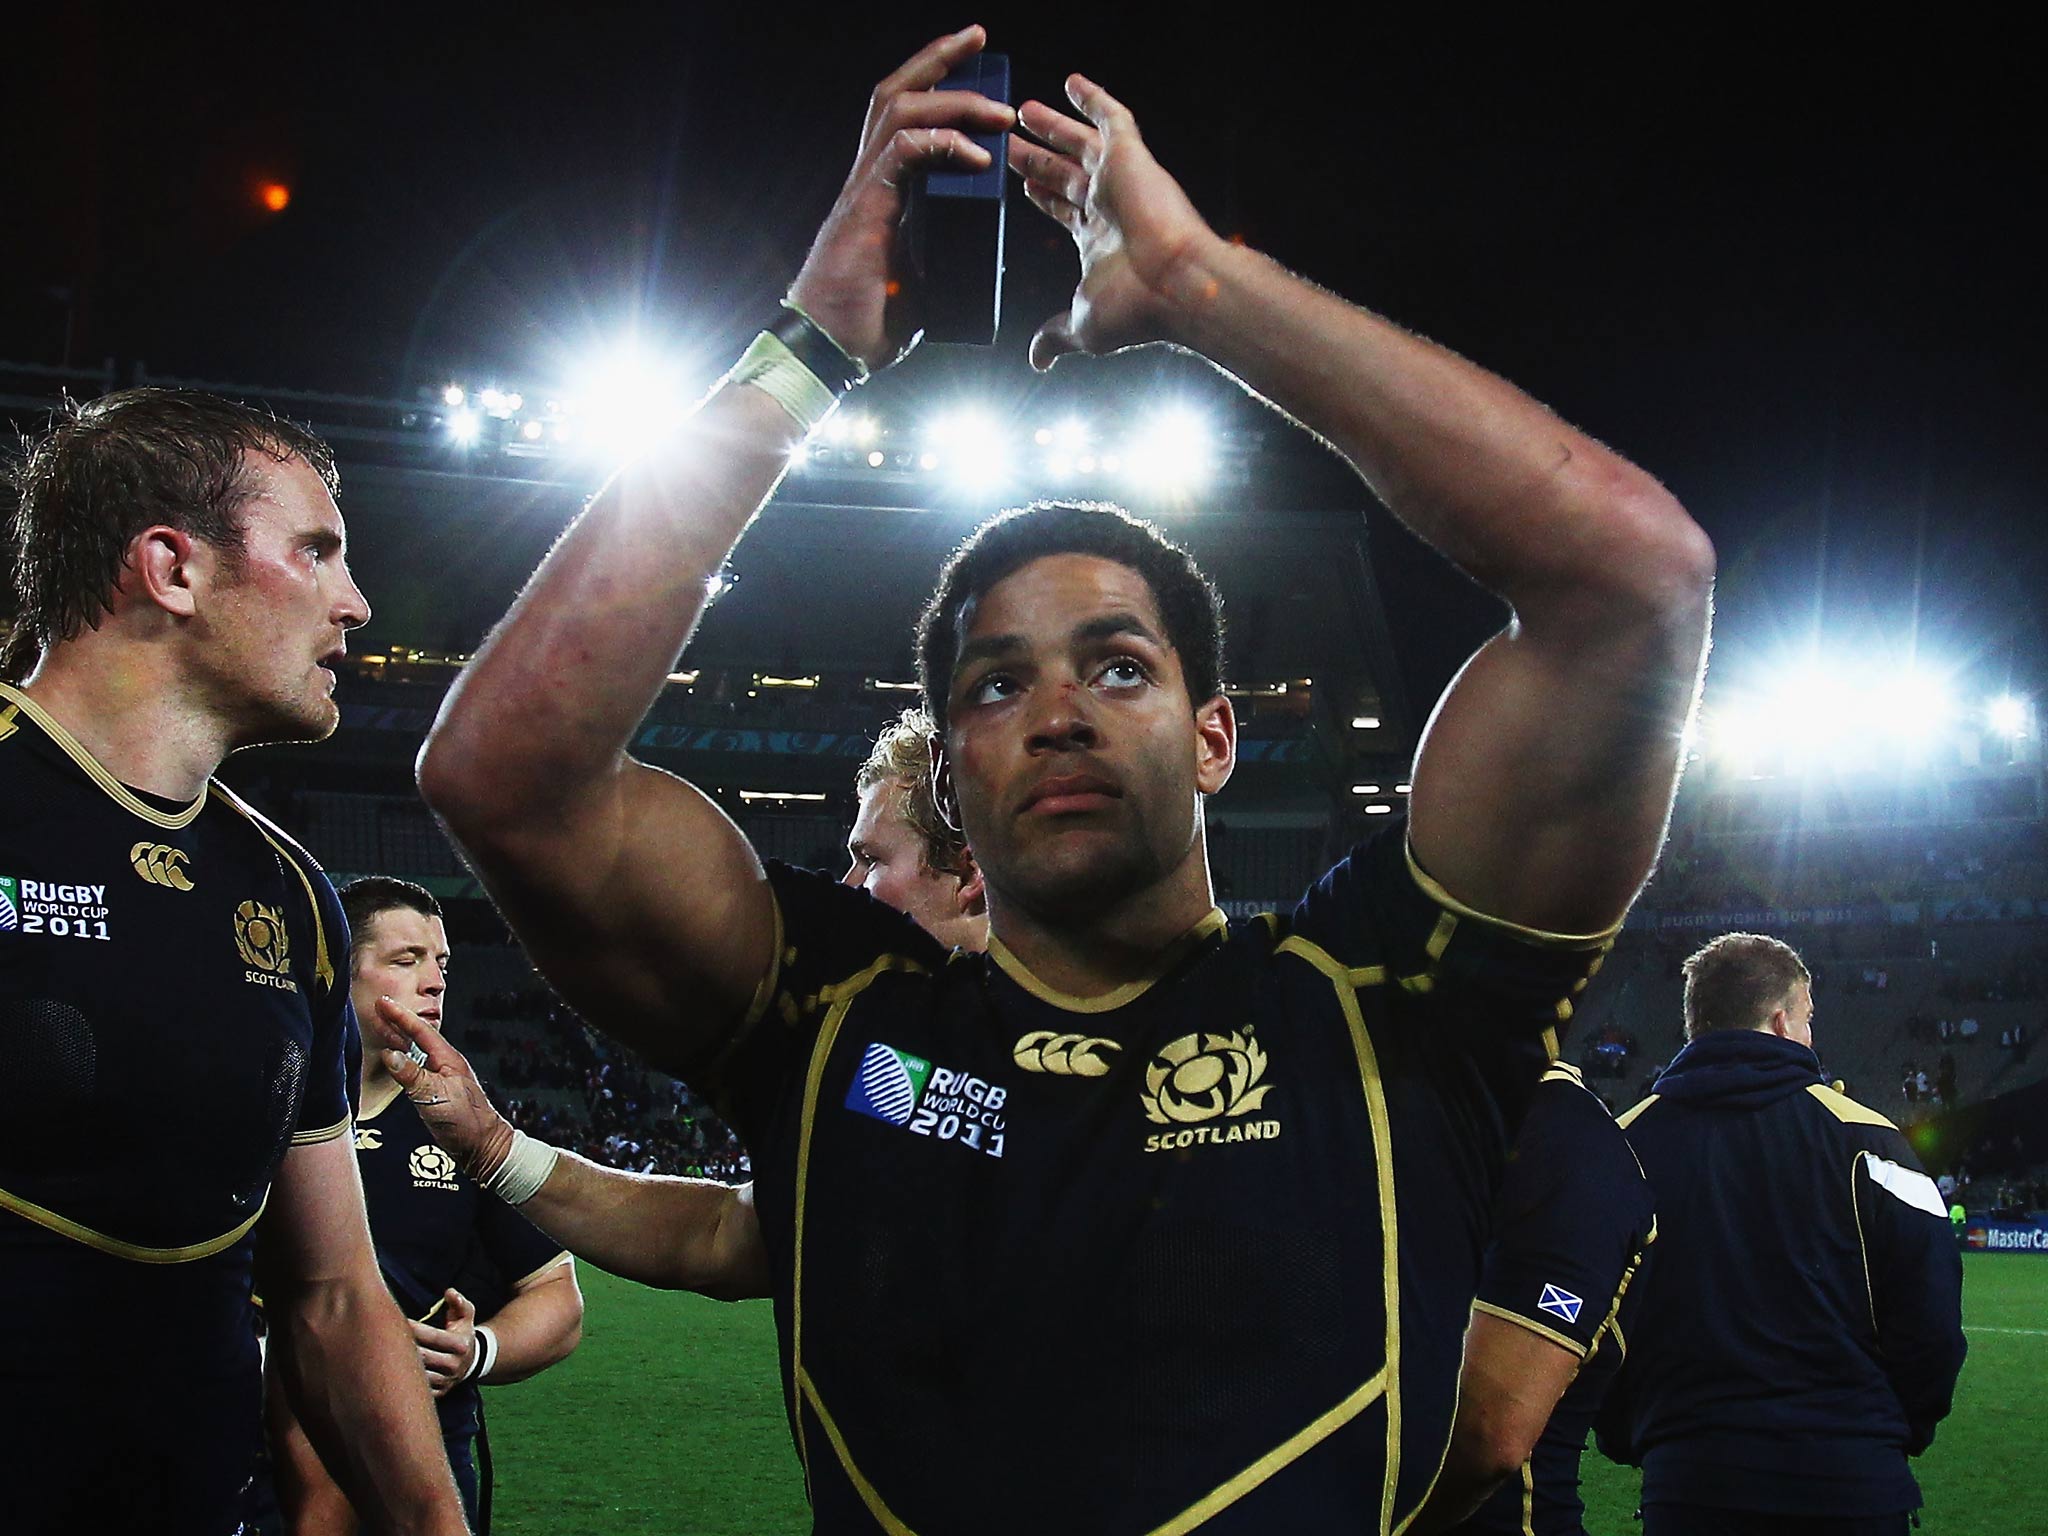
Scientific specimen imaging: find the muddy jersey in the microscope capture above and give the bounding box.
[0,682,355,1381]
[699,820,1613,1536]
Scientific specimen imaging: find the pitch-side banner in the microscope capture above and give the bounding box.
[1961,1220,2048,1253]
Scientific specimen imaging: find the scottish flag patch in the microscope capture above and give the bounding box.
[1537,1283,1583,1324]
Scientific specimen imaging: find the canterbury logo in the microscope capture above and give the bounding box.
[354,1127,383,1151]
[130,842,195,891]
[1142,1029,1273,1125]
[234,900,290,973]
[1014,1030,1121,1077]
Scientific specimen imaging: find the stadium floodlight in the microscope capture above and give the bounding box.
[1123,406,1214,497]
[867,450,887,469]
[1350,784,1381,795]
[1364,804,1394,816]
[446,410,481,446]
[1352,715,1381,730]
[1990,695,2031,737]
[921,408,1010,494]
[563,341,696,464]
[1395,783,1412,794]
[520,420,544,441]
[441,384,465,407]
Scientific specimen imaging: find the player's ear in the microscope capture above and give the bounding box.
[128,525,201,619]
[955,848,986,917]
[1193,693,1236,796]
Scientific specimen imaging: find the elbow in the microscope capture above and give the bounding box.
[1602,481,1717,620]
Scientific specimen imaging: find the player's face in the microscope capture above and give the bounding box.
[943,553,1232,923]
[844,778,983,951]
[351,908,451,1036]
[199,453,369,746]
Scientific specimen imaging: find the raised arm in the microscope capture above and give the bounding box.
[416,26,1016,1065]
[1010,79,1714,933]
[378,1000,770,1300]
[261,1136,466,1536]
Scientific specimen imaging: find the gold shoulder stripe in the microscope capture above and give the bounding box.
[212,784,333,993]
[1404,836,1622,949]
[0,700,19,741]
[1275,932,1386,989]
[291,1114,352,1145]
[1616,1093,1660,1129]
[988,907,1226,1014]
[1807,1083,1898,1130]
[1541,1061,1586,1086]
[0,1181,267,1264]
[1471,1299,1589,1359]
[0,682,206,829]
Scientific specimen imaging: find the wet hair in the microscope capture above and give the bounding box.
[4,388,339,670]
[855,706,969,876]
[915,500,1223,738]
[339,876,445,962]
[1681,932,1812,1042]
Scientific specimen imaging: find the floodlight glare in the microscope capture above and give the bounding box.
[1124,406,1214,496]
[867,450,886,469]
[441,384,465,407]
[922,409,1009,493]
[564,341,695,463]
[520,420,544,441]
[1990,695,2030,737]
[446,410,481,446]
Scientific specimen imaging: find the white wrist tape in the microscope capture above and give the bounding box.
[725,331,839,434]
[483,1128,559,1207]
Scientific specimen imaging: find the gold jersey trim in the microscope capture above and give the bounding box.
[1808,1082,1898,1130]
[511,1251,577,1290]
[212,782,334,994]
[986,907,1227,1014]
[1615,1093,1660,1130]
[1470,1299,1588,1360]
[355,1077,408,1123]
[291,1114,352,1146]
[0,1180,267,1264]
[1402,836,1623,949]
[0,681,207,829]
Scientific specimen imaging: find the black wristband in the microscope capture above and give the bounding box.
[772,302,868,395]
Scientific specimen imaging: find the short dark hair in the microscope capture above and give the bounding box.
[5,387,339,661]
[1681,932,1812,1042]
[340,876,444,961]
[915,501,1224,738]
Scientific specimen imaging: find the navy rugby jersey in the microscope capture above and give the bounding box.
[1456,1063,1655,1536]
[353,1082,568,1438]
[695,820,1612,1536]
[0,681,355,1381]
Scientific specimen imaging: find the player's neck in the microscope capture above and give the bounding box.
[19,639,233,800]
[987,852,1219,1000]
[358,1053,403,1115]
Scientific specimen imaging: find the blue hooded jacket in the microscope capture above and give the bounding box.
[1599,1029,1966,1517]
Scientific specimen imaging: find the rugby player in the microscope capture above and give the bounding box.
[375,712,988,1300]
[413,26,1715,1532]
[1601,934,1966,1535]
[1414,1061,1655,1535]
[0,390,465,1533]
[265,877,584,1534]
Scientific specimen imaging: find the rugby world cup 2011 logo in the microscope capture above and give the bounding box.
[845,1042,935,1126]
[0,876,18,932]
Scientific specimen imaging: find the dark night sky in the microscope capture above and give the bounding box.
[5,6,2042,702]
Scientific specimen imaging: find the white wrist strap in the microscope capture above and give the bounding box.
[484,1128,559,1206]
[464,1324,499,1383]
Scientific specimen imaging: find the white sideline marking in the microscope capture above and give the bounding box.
[1967,1326,2048,1336]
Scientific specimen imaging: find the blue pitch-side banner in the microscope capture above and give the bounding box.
[1962,1220,2048,1253]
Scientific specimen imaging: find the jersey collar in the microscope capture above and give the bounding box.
[0,681,208,830]
[987,907,1227,1015]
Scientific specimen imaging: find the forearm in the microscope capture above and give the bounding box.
[275,1274,464,1536]
[1164,238,1710,615]
[476,1267,583,1385]
[518,1150,762,1298]
[420,382,798,826]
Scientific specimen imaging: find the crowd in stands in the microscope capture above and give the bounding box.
[454,990,750,1183]
[1643,822,2048,914]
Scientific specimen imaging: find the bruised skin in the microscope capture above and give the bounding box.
[944,554,1233,960]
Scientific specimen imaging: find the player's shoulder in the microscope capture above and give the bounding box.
[207,780,328,878]
[1803,1080,1900,1132]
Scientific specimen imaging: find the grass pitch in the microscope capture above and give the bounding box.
[487,1254,2043,1534]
